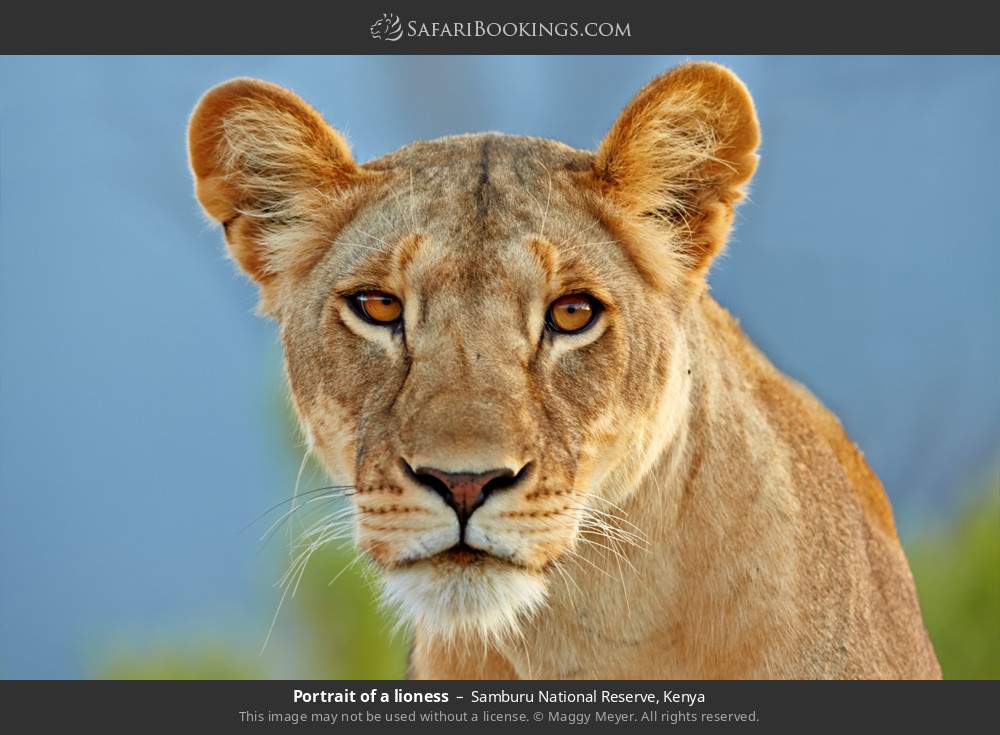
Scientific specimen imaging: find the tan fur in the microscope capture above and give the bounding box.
[188,62,940,679]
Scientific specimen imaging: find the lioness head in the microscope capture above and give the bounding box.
[189,62,759,641]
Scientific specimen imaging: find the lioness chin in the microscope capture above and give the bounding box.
[188,62,941,679]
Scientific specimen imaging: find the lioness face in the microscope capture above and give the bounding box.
[189,64,759,639]
[281,137,685,637]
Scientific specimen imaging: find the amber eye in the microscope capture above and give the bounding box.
[546,294,601,334]
[349,291,403,326]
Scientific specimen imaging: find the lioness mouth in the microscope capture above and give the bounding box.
[439,542,489,564]
[394,542,510,570]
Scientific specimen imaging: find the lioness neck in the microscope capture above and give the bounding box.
[413,293,939,679]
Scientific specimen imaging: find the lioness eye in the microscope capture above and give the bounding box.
[546,294,601,334]
[350,291,403,325]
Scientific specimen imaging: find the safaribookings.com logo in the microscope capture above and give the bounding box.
[370,13,404,41]
[370,13,631,42]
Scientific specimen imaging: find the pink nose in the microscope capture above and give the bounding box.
[414,466,516,519]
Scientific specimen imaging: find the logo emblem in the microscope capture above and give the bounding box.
[370,13,403,41]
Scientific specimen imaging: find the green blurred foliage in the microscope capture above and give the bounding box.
[99,645,265,679]
[94,526,407,679]
[96,553,406,680]
[292,543,408,678]
[907,475,1000,679]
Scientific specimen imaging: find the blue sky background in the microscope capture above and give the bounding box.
[0,56,998,677]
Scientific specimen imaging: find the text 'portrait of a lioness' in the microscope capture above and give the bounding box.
[188,62,941,679]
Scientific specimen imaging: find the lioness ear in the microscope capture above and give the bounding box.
[594,62,760,279]
[188,78,360,284]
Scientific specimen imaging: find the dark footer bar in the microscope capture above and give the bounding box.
[0,680,995,733]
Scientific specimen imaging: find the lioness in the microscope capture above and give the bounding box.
[188,62,941,679]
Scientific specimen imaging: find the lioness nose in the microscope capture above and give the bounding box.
[408,464,526,522]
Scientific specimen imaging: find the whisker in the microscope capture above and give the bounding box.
[560,545,617,582]
[284,450,318,558]
[242,484,352,535]
[560,501,649,549]
[258,496,344,553]
[576,515,649,550]
[547,557,583,597]
[584,530,642,595]
[298,518,357,543]
[279,505,356,545]
[578,523,641,575]
[572,491,646,528]
[282,529,339,598]
[577,493,646,538]
[582,530,634,615]
[327,550,366,587]
[260,570,293,656]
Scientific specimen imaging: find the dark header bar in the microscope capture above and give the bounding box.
[1,1,999,53]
